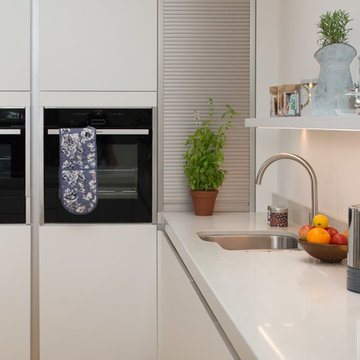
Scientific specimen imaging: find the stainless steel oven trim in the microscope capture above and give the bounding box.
[152,107,157,224]
[0,129,22,135]
[39,107,44,225]
[48,129,150,135]
[0,106,27,109]
[25,106,31,224]
[43,106,154,109]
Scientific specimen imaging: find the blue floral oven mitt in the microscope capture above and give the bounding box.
[59,127,98,215]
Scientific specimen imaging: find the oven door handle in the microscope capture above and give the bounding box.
[0,129,22,135]
[48,129,150,135]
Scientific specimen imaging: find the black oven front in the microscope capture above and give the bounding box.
[0,108,27,223]
[44,108,153,223]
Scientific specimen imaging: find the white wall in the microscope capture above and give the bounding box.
[255,0,281,211]
[256,0,360,223]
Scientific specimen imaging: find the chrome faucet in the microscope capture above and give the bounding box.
[256,153,318,220]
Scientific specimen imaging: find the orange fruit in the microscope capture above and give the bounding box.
[312,214,329,229]
[307,227,331,244]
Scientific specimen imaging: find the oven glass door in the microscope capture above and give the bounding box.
[44,130,152,223]
[0,110,26,223]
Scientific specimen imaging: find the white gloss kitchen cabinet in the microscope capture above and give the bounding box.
[39,0,157,91]
[158,231,236,360]
[0,0,30,91]
[0,226,31,360]
[39,225,157,360]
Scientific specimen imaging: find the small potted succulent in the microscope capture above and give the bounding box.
[312,9,357,116]
[184,98,238,215]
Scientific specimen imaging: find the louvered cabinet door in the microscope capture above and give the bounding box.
[161,0,251,212]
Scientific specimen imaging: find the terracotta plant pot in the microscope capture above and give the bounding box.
[190,190,218,216]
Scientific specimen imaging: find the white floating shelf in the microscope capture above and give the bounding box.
[245,115,360,131]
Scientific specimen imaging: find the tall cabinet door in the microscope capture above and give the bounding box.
[39,225,157,360]
[39,0,157,91]
[0,226,31,360]
[0,0,30,91]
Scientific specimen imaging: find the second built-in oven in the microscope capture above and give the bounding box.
[43,108,155,223]
[0,108,28,223]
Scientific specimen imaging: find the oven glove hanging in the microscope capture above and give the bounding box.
[59,127,98,215]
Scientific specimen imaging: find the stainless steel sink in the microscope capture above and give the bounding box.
[197,232,299,250]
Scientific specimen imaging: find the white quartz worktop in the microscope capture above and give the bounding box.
[161,212,360,360]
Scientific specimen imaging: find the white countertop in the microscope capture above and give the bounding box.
[161,211,360,360]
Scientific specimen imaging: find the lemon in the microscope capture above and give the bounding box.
[312,214,329,229]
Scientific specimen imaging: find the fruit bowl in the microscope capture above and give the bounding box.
[298,239,348,263]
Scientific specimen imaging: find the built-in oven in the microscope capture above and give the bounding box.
[43,108,155,223]
[0,108,29,223]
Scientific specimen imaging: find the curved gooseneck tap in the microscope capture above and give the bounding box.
[255,153,318,220]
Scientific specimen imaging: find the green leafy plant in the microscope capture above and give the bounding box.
[317,9,353,47]
[184,98,239,191]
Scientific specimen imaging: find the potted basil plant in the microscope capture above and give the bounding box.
[184,98,238,216]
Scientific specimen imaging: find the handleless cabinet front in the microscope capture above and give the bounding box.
[158,231,236,360]
[0,0,30,91]
[0,226,31,360]
[39,0,157,91]
[39,225,157,360]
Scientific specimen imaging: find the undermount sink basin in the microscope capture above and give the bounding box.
[197,232,299,250]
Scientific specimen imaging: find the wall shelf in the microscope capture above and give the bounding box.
[245,115,360,131]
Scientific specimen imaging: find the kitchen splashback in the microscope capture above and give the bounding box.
[272,193,347,232]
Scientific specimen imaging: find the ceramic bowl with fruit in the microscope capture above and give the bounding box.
[298,214,348,263]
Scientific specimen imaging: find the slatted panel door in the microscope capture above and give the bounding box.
[161,0,251,211]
